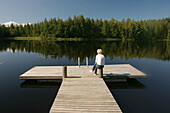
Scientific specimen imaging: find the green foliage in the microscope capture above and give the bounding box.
[168,22,170,39]
[0,25,10,38]
[0,15,169,39]
[102,20,110,38]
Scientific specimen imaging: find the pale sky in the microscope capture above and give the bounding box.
[0,0,170,24]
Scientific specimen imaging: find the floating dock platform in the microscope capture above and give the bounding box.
[20,64,146,113]
[20,64,146,80]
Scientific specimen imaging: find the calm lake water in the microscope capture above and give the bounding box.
[0,39,170,113]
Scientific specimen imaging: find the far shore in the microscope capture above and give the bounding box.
[3,37,125,41]
[2,37,169,41]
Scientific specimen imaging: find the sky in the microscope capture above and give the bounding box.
[0,0,170,24]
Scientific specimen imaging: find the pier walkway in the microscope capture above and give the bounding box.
[50,78,122,113]
[20,64,146,113]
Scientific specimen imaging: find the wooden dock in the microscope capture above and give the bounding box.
[20,66,63,79]
[20,64,146,80]
[50,78,122,113]
[19,64,146,113]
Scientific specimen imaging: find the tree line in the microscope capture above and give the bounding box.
[0,15,170,39]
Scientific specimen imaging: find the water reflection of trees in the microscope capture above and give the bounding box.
[0,40,170,61]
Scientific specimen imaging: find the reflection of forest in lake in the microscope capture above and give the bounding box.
[0,39,170,61]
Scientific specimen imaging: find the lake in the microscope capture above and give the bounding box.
[0,39,170,113]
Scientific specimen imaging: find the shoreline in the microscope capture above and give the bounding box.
[2,37,132,41]
[1,37,169,41]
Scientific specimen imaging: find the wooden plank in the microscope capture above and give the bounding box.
[19,66,62,79]
[50,78,122,113]
[19,64,146,80]
[103,64,147,78]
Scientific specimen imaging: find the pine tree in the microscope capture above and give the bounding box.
[56,18,64,38]
[109,18,118,38]
[102,20,110,38]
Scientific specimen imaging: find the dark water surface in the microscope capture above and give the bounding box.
[0,39,170,113]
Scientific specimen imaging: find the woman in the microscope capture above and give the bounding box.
[89,49,105,75]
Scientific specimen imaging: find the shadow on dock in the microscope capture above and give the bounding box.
[20,80,62,88]
[106,79,145,89]
[105,73,131,76]
[67,76,81,78]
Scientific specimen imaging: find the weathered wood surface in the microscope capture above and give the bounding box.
[20,64,146,80]
[50,78,122,113]
[20,66,62,79]
[103,64,146,78]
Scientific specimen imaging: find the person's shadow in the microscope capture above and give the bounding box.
[104,73,131,76]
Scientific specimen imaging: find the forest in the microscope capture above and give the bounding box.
[0,15,170,39]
